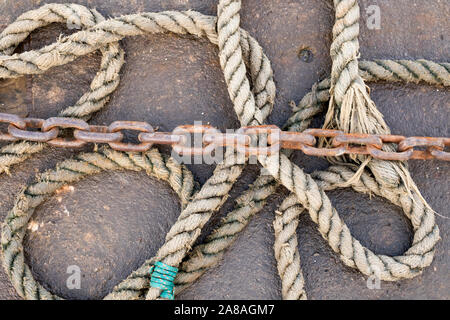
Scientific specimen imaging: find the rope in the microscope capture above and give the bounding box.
[1,147,195,299]
[175,68,446,298]
[173,2,447,298]
[359,60,450,86]
[325,0,422,196]
[0,1,446,300]
[0,4,275,175]
[0,3,124,175]
[149,262,178,300]
[1,1,276,300]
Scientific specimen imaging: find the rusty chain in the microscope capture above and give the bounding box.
[0,113,448,161]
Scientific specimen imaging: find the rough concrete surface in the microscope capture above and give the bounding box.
[0,0,448,299]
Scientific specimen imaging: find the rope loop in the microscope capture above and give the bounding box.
[0,0,276,300]
[0,3,125,174]
[0,0,447,300]
[149,262,178,300]
[1,147,196,299]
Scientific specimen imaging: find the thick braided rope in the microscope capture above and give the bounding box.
[0,1,443,189]
[0,4,277,175]
[327,0,424,193]
[174,73,326,296]
[0,9,275,119]
[67,1,442,298]
[359,60,450,86]
[287,60,450,128]
[0,1,442,300]
[258,151,439,281]
[329,0,365,108]
[272,58,442,295]
[0,3,276,300]
[271,163,439,299]
[273,193,306,300]
[0,6,275,128]
[174,0,443,298]
[174,62,449,297]
[174,76,320,294]
[0,3,124,175]
[217,0,263,125]
[174,173,278,293]
[166,0,274,297]
[1,147,196,299]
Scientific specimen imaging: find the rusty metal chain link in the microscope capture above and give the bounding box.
[0,113,449,161]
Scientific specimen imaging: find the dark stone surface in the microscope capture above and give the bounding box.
[0,0,448,299]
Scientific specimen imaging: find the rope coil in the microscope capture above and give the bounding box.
[0,1,446,300]
[0,3,124,175]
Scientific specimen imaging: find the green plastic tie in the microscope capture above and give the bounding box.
[149,261,178,299]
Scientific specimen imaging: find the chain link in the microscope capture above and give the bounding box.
[0,113,448,161]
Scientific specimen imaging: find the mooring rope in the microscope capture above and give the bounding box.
[0,3,125,175]
[324,0,428,203]
[175,69,446,298]
[0,1,446,300]
[2,147,196,299]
